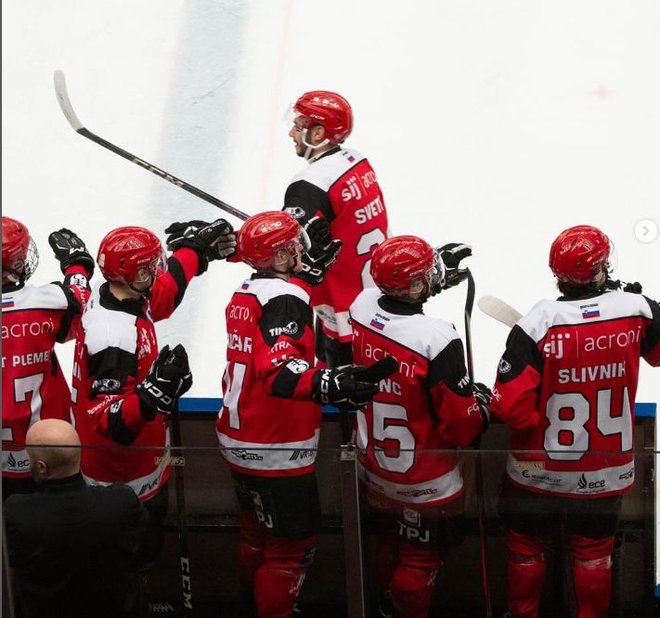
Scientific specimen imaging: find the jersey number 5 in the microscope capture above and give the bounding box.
[358,402,415,473]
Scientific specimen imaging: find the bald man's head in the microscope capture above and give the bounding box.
[26,419,81,482]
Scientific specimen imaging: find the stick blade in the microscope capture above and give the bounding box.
[53,70,84,131]
[478,295,522,328]
[360,356,398,382]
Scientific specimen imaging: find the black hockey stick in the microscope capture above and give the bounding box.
[53,71,249,222]
[169,409,193,616]
[464,270,493,618]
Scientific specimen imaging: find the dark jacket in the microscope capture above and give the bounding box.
[4,473,147,618]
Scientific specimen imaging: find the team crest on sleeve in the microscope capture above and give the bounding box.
[285,359,310,374]
[498,358,512,374]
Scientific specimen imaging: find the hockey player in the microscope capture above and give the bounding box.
[491,225,660,618]
[71,218,236,568]
[216,211,395,618]
[2,217,94,501]
[349,235,490,617]
[284,90,389,367]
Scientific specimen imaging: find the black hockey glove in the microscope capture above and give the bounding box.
[431,243,472,294]
[311,357,398,409]
[623,281,643,294]
[165,219,237,274]
[437,242,472,269]
[48,228,95,275]
[297,217,343,286]
[136,344,193,419]
[473,382,492,429]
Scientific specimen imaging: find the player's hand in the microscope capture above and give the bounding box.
[48,228,95,276]
[165,219,237,274]
[473,382,492,429]
[297,217,343,286]
[311,357,397,408]
[436,242,472,269]
[136,344,193,418]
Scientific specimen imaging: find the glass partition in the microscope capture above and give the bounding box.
[2,416,657,618]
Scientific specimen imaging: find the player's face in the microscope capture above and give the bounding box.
[289,117,308,157]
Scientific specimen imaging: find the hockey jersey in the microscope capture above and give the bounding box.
[350,288,484,506]
[71,248,199,501]
[2,267,90,479]
[284,147,389,342]
[216,273,322,477]
[492,290,660,498]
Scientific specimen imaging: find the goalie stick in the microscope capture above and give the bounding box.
[463,270,493,618]
[53,71,249,222]
[477,295,522,328]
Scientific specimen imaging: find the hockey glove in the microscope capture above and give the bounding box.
[165,219,237,274]
[311,357,398,409]
[297,217,343,286]
[48,228,95,276]
[473,382,492,429]
[136,344,193,419]
[623,281,643,294]
[436,242,472,269]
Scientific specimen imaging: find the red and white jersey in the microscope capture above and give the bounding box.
[216,273,322,477]
[71,248,199,501]
[2,267,90,479]
[284,147,389,342]
[350,289,484,506]
[492,290,660,498]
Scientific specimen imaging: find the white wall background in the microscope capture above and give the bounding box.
[3,0,659,404]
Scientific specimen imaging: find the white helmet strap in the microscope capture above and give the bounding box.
[300,128,330,161]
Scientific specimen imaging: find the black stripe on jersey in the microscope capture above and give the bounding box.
[88,347,138,397]
[106,399,139,445]
[427,338,472,396]
[259,295,314,347]
[271,362,308,399]
[166,256,188,310]
[641,295,660,356]
[53,283,82,343]
[497,325,544,384]
[284,180,333,222]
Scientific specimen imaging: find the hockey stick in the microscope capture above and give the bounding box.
[169,409,193,616]
[477,295,522,328]
[53,70,249,222]
[464,271,493,618]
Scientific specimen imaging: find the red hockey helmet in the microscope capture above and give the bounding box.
[97,226,166,286]
[370,235,443,297]
[293,91,353,144]
[549,225,611,285]
[2,216,39,282]
[238,211,309,270]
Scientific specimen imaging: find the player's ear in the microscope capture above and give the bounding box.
[409,278,425,296]
[311,124,326,145]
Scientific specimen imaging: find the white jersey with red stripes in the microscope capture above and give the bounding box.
[492,290,660,498]
[350,288,484,506]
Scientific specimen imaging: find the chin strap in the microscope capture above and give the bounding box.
[301,129,330,160]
